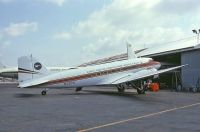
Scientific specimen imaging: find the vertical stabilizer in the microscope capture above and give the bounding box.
[127,42,137,59]
[18,55,49,83]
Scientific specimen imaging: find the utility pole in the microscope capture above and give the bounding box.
[192,29,200,45]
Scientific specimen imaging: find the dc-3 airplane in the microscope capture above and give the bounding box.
[18,44,187,95]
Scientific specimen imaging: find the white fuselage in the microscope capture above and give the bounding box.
[32,58,161,88]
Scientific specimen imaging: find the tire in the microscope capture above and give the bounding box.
[41,91,46,95]
[118,87,125,93]
[76,87,82,92]
[137,89,145,94]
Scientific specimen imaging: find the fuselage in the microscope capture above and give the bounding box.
[28,58,161,88]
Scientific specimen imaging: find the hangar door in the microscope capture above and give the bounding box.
[181,50,200,89]
[152,53,181,89]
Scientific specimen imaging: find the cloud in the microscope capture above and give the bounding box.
[53,32,71,40]
[1,41,11,48]
[42,0,66,6]
[0,0,13,3]
[0,40,11,50]
[65,0,200,61]
[154,0,200,14]
[0,33,3,41]
[4,22,38,37]
[0,0,67,6]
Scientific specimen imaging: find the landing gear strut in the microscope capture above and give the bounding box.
[137,86,145,94]
[130,82,146,94]
[76,87,82,92]
[117,84,125,93]
[137,82,146,94]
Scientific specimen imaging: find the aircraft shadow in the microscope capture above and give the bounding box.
[14,91,98,98]
[14,90,146,101]
[14,93,41,98]
[83,90,146,99]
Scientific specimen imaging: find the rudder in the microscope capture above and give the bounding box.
[18,55,49,83]
[127,42,137,59]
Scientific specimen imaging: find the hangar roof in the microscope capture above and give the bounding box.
[79,36,200,67]
[138,37,199,57]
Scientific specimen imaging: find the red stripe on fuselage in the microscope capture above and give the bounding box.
[45,60,160,86]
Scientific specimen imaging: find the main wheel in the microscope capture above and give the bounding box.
[118,87,125,93]
[137,89,145,94]
[117,84,125,93]
[41,90,47,95]
[76,87,82,92]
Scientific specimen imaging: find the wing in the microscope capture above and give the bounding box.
[104,64,187,85]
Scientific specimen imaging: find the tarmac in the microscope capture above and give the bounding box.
[0,83,200,132]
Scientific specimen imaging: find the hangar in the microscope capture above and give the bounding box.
[79,36,200,92]
[138,37,200,92]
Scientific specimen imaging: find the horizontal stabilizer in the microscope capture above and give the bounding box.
[18,77,48,88]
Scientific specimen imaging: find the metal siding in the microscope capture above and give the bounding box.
[181,50,200,88]
[138,39,196,57]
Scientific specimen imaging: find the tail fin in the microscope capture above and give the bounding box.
[127,42,137,59]
[18,55,49,83]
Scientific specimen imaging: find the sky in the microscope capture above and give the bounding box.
[0,0,200,67]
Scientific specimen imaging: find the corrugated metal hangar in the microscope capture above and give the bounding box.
[80,37,200,92]
[138,38,200,92]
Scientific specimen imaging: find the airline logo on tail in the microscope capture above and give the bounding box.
[34,62,42,70]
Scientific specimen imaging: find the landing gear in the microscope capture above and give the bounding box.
[117,84,125,93]
[137,86,145,94]
[41,90,47,95]
[116,81,147,94]
[76,87,82,92]
[129,82,146,94]
[41,88,48,95]
[137,82,146,94]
